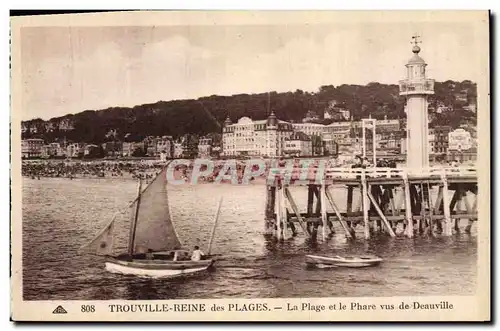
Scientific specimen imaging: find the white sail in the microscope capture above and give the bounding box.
[81,215,116,256]
[130,168,182,254]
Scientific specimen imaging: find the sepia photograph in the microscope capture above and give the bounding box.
[10,10,490,321]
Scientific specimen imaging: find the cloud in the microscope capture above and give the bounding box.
[21,25,481,120]
[22,35,219,119]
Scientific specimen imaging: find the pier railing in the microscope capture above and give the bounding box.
[326,166,477,179]
[268,166,477,181]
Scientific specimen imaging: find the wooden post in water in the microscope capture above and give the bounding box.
[307,185,314,214]
[387,186,398,233]
[434,186,444,234]
[306,185,314,234]
[450,189,464,232]
[379,186,390,233]
[325,186,353,239]
[367,188,396,237]
[320,181,328,241]
[346,185,354,230]
[388,187,397,216]
[418,183,426,235]
[360,171,370,239]
[424,183,433,235]
[464,190,476,233]
[264,185,276,234]
[370,184,383,232]
[281,185,287,240]
[460,189,472,233]
[441,171,452,236]
[402,172,413,238]
[314,185,321,215]
[265,186,275,218]
[284,187,309,235]
[354,188,363,213]
[288,208,293,235]
[276,186,282,241]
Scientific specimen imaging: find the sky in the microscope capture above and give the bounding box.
[19,20,481,120]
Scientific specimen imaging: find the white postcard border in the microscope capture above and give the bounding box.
[9,10,491,322]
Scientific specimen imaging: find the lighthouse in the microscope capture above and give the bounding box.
[399,35,435,170]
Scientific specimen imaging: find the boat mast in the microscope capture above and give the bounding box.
[207,196,223,255]
[128,179,142,256]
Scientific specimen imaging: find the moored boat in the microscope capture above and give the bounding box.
[82,164,223,279]
[305,254,383,268]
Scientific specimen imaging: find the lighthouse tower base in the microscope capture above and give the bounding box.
[406,96,430,170]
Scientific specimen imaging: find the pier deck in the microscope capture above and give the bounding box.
[264,166,478,241]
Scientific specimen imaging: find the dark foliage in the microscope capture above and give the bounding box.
[22,80,477,144]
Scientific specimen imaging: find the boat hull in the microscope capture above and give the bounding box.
[305,255,382,268]
[105,258,214,278]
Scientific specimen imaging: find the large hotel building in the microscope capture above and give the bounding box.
[222,112,293,157]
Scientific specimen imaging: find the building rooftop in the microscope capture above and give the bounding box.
[294,122,325,127]
[407,54,426,65]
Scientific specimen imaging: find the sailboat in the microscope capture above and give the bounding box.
[82,167,222,278]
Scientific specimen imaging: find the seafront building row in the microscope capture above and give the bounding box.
[22,117,476,163]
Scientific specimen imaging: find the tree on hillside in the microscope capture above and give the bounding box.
[21,80,477,143]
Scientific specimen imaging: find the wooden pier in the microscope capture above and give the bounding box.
[264,166,478,241]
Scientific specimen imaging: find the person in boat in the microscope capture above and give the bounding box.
[191,246,205,261]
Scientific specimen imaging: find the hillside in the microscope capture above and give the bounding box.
[21,80,477,144]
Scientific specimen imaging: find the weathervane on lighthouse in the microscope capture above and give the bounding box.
[411,34,422,55]
[411,34,421,45]
[399,35,435,170]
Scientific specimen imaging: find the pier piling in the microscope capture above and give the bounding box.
[264,166,477,242]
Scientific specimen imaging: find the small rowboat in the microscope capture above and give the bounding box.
[305,254,383,268]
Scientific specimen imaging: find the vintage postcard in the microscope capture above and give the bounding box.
[10,10,490,322]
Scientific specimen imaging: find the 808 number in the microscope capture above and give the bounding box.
[81,305,95,313]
